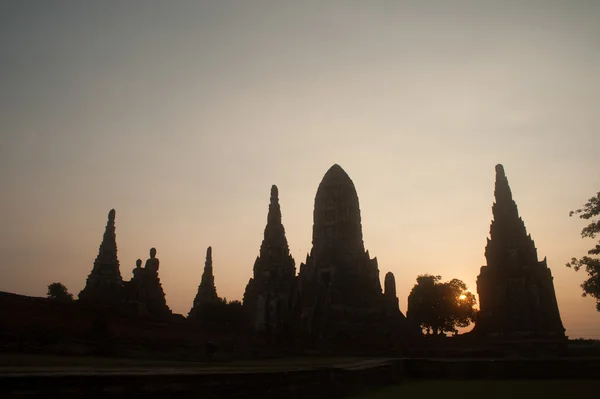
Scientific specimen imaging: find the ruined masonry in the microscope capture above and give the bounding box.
[80,209,171,318]
[189,246,221,319]
[127,247,172,318]
[384,272,400,314]
[294,164,411,344]
[79,209,124,304]
[475,164,565,338]
[243,185,296,336]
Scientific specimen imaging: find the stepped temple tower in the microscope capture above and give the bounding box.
[295,164,399,343]
[243,185,296,336]
[189,246,220,319]
[476,164,564,338]
[79,209,123,304]
[79,210,170,318]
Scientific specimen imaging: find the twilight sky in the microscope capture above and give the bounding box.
[1,1,599,338]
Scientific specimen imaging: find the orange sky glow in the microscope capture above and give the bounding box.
[1,1,599,339]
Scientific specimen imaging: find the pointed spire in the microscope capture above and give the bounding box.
[491,164,525,234]
[206,246,212,269]
[271,184,278,203]
[190,246,219,315]
[99,209,119,266]
[260,184,291,259]
[485,164,539,267]
[79,209,123,302]
[476,165,565,338]
[243,185,296,333]
[492,164,518,219]
[200,246,217,299]
[495,163,506,177]
[267,185,282,225]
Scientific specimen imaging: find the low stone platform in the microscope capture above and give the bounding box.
[2,356,600,398]
[0,357,401,398]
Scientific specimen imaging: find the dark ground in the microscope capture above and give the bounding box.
[3,354,600,398]
[0,353,384,371]
[348,380,600,398]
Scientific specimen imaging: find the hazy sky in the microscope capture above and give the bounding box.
[1,1,599,338]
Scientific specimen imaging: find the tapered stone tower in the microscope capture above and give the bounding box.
[476,164,565,338]
[243,185,296,336]
[384,272,400,313]
[189,247,220,319]
[295,165,389,343]
[79,209,123,304]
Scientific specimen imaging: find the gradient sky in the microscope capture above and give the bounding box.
[1,1,599,338]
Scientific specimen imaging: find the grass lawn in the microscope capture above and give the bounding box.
[348,380,600,399]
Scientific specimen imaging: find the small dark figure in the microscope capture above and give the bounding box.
[91,316,109,338]
[206,340,217,363]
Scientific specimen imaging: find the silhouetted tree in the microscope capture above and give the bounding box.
[193,298,244,328]
[567,191,600,311]
[407,274,477,335]
[47,282,74,302]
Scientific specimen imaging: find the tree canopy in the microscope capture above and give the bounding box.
[567,191,600,311]
[191,297,244,327]
[47,282,74,302]
[407,274,477,336]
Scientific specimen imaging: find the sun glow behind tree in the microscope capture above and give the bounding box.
[407,275,477,336]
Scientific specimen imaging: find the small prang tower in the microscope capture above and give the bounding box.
[243,185,296,336]
[79,209,123,304]
[189,246,220,318]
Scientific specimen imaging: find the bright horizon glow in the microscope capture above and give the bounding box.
[1,1,599,339]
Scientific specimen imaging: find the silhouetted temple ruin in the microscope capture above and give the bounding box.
[383,272,400,314]
[79,209,123,304]
[189,246,220,319]
[383,271,418,337]
[71,163,570,353]
[243,185,296,337]
[475,164,565,338]
[125,248,172,318]
[79,209,171,318]
[294,164,409,345]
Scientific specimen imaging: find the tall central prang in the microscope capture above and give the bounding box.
[311,164,366,263]
[476,164,565,338]
[295,164,389,343]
